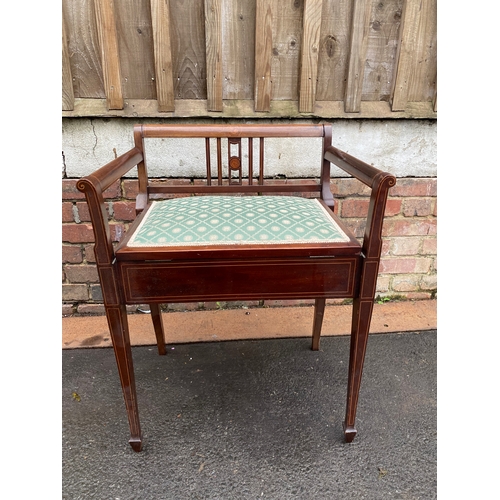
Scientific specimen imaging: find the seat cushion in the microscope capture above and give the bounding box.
[127,196,350,247]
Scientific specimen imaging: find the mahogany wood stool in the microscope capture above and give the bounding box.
[77,123,396,452]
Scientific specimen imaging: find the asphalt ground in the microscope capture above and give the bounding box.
[62,329,436,499]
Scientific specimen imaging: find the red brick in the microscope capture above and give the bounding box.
[64,265,99,283]
[402,198,434,217]
[392,275,420,292]
[90,285,103,302]
[385,199,402,216]
[341,199,369,218]
[341,219,366,239]
[330,178,371,197]
[62,224,95,243]
[77,304,106,315]
[76,201,111,222]
[113,201,137,221]
[375,275,391,293]
[389,178,437,197]
[62,284,88,301]
[102,180,121,199]
[75,202,90,222]
[382,219,436,237]
[340,198,401,218]
[379,257,432,274]
[62,245,83,263]
[62,180,86,200]
[62,202,74,222]
[62,304,74,316]
[421,274,437,290]
[62,223,125,244]
[122,179,139,199]
[390,237,421,256]
[84,245,95,263]
[381,239,391,256]
[422,237,437,255]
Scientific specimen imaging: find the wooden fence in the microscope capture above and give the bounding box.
[62,0,436,119]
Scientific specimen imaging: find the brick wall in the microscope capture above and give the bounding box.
[62,177,437,316]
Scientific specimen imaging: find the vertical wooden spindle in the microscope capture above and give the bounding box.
[248,137,253,185]
[259,137,264,185]
[217,137,222,184]
[205,137,212,185]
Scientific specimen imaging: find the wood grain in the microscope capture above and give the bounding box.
[169,0,207,99]
[390,0,421,111]
[62,15,75,110]
[64,0,104,98]
[299,0,323,113]
[270,0,303,101]
[361,0,403,102]
[344,0,372,112]
[222,0,255,100]
[151,0,175,111]
[204,0,223,111]
[316,0,352,101]
[63,97,437,119]
[94,0,124,109]
[406,0,436,103]
[254,0,273,111]
[114,0,156,99]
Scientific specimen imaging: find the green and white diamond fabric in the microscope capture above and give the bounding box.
[128,195,350,247]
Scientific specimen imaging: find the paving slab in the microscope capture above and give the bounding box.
[63,299,437,349]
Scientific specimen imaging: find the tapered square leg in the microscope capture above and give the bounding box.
[344,298,374,443]
[105,304,143,451]
[150,303,166,355]
[311,298,326,351]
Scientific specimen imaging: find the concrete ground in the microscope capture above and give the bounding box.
[62,300,437,499]
[62,300,437,349]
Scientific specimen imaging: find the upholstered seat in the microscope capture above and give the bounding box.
[128,195,350,247]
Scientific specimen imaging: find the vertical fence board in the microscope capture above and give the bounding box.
[344,0,373,112]
[169,0,207,99]
[114,0,155,99]
[406,0,436,102]
[65,0,104,98]
[222,0,255,100]
[150,0,175,111]
[254,0,273,111]
[94,0,124,109]
[299,0,323,112]
[205,0,223,111]
[270,0,303,101]
[62,15,75,110]
[316,0,352,101]
[361,0,403,102]
[390,0,420,111]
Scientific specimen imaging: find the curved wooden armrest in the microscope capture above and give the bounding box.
[324,145,396,258]
[78,147,143,194]
[77,147,143,265]
[325,145,392,188]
